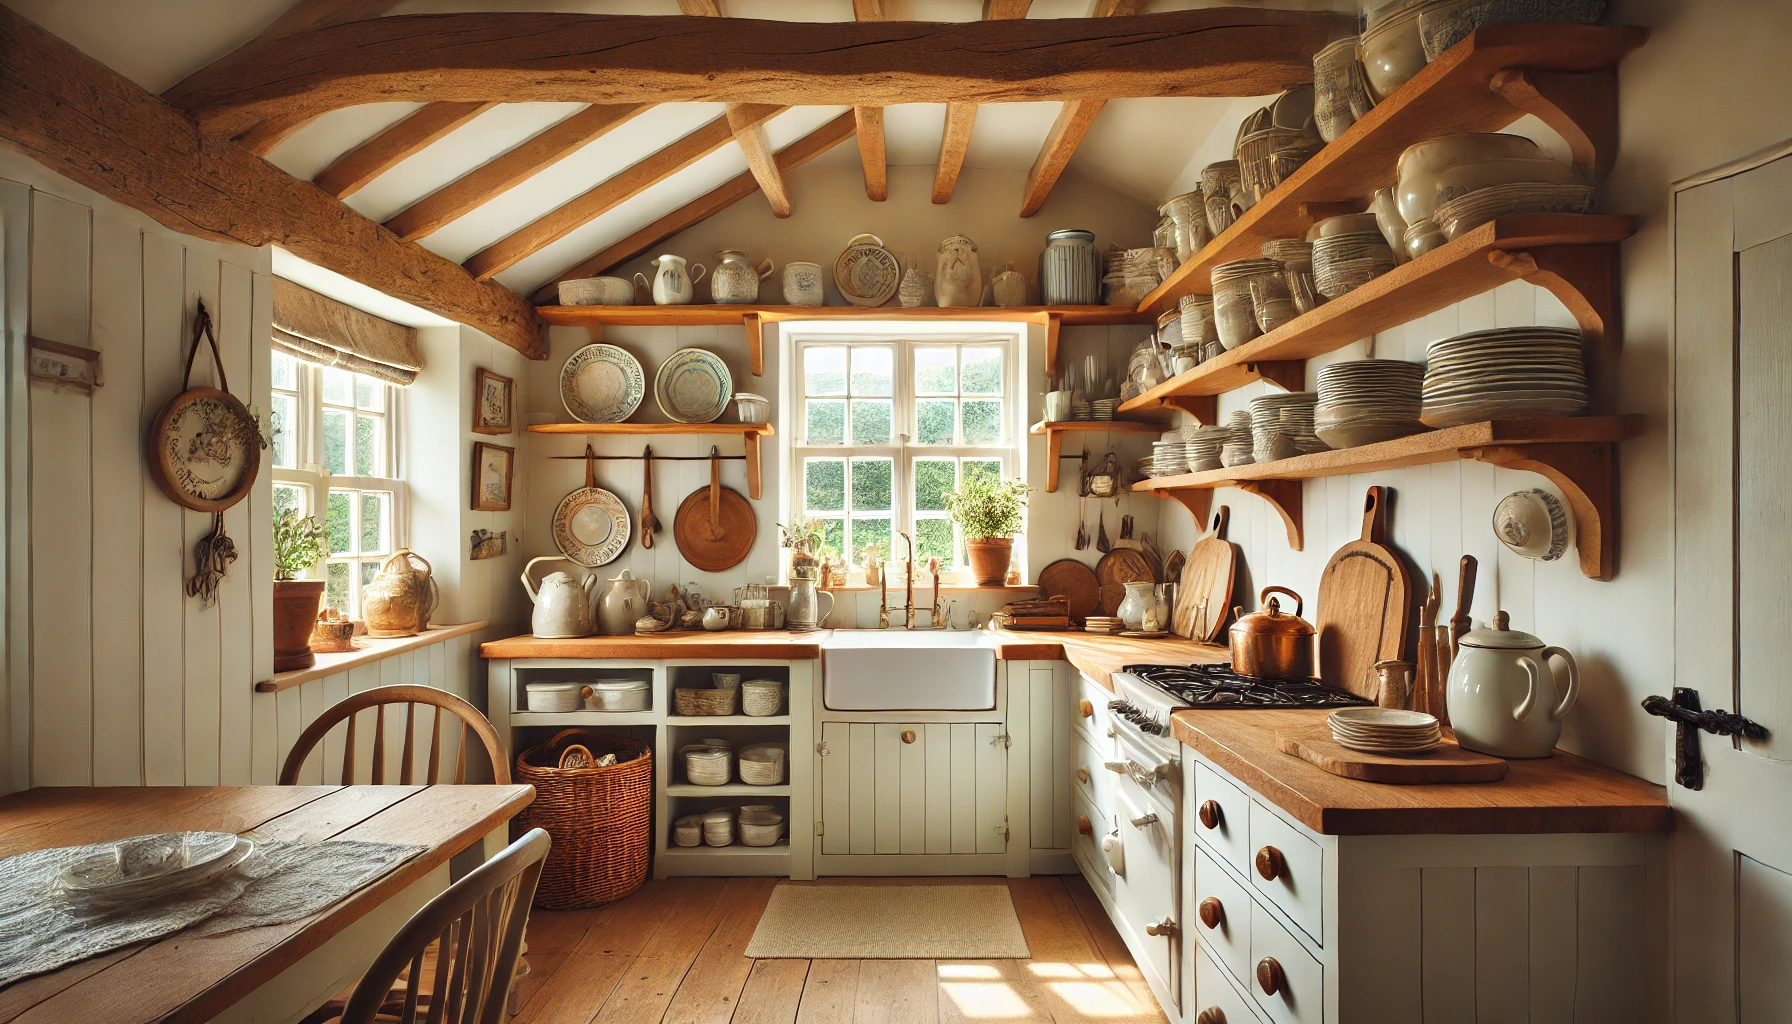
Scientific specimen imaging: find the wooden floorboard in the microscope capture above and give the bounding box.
[731,959,810,1024]
[663,877,780,1024]
[594,878,732,1024]
[1063,873,1165,1021]
[853,959,938,1024]
[937,960,1054,1024]
[794,960,858,1024]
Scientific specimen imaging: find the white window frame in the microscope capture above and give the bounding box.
[786,326,1021,580]
[270,351,410,619]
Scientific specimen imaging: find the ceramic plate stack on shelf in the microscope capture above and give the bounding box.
[1083,615,1124,635]
[1432,182,1597,241]
[1421,327,1588,428]
[1314,360,1428,449]
[1250,392,1326,464]
[1312,230,1398,300]
[1184,425,1232,472]
[1328,708,1441,755]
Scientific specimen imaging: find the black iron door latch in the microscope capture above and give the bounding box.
[1641,687,1768,790]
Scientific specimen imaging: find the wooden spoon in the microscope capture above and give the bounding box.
[639,444,659,550]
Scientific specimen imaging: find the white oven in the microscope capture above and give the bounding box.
[1099,676,1185,1017]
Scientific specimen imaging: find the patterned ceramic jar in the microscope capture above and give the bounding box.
[1040,229,1098,305]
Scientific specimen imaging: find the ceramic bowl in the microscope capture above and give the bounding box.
[1314,212,1384,238]
[1360,3,1429,101]
[557,276,635,306]
[1404,221,1447,260]
[1397,133,1542,191]
[1492,487,1570,561]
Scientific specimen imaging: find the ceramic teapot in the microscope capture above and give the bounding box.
[935,234,983,307]
[711,250,774,304]
[597,569,651,635]
[363,550,438,638]
[1445,611,1580,758]
[522,556,597,639]
[635,255,706,306]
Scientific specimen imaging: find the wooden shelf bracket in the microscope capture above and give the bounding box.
[1488,68,1619,180]
[744,313,764,376]
[1238,479,1304,550]
[1244,359,1306,393]
[1464,441,1619,580]
[1153,486,1213,526]
[1156,394,1218,424]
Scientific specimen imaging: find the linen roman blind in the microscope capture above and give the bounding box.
[272,278,423,386]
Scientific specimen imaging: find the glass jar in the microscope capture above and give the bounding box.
[1158,190,1209,264]
[1262,238,1322,315]
[1040,229,1099,304]
[1211,258,1276,349]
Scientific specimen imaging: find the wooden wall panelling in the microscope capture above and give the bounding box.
[1025,668,1051,849]
[974,722,1004,854]
[295,677,326,785]
[140,231,188,786]
[181,250,223,786]
[89,212,145,786]
[216,261,255,785]
[249,273,277,783]
[949,723,977,854]
[275,686,303,790]
[923,722,951,855]
[0,182,27,796]
[849,722,875,855]
[1050,665,1072,848]
[323,669,353,784]
[1338,865,1422,1022]
[1004,667,1031,874]
[28,191,94,787]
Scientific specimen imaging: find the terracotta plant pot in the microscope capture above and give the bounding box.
[965,537,1014,586]
[273,580,327,672]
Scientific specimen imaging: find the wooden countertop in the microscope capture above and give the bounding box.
[986,629,1230,686]
[480,630,827,660]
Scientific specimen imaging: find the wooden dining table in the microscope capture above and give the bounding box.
[0,784,534,1024]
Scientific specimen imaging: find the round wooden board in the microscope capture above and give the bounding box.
[1095,547,1154,590]
[1038,558,1100,623]
[672,484,756,572]
[1275,721,1507,784]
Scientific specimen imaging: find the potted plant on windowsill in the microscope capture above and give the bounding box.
[943,476,1030,586]
[272,508,327,672]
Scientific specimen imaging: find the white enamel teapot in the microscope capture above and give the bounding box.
[522,556,597,639]
[1445,611,1580,759]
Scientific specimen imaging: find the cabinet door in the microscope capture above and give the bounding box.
[818,722,1007,855]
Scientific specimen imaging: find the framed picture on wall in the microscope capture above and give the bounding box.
[472,442,514,511]
[473,367,513,435]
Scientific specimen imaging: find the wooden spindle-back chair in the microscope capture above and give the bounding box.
[279,685,511,787]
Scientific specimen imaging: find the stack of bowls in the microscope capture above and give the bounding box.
[1329,708,1441,755]
[1187,425,1231,472]
[1236,87,1323,206]
[1312,36,1375,142]
[1250,392,1325,463]
[1179,294,1219,360]
[1360,0,1429,102]
[1211,259,1271,349]
[1148,435,1189,478]
[1220,410,1256,467]
[1421,327,1588,428]
[1395,133,1576,251]
[1311,213,1398,299]
[1201,161,1243,235]
[1263,238,1322,316]
[1315,360,1427,448]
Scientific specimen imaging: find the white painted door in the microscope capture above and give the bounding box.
[1672,150,1792,1022]
[817,721,1006,857]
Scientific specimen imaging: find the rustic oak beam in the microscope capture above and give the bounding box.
[531,111,857,303]
[1018,0,1138,217]
[0,6,543,357]
[933,103,979,205]
[852,0,889,202]
[314,100,495,198]
[164,10,1351,135]
[463,105,784,282]
[233,111,317,156]
[983,0,1035,16]
[727,104,792,217]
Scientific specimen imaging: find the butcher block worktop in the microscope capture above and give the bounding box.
[480,630,828,660]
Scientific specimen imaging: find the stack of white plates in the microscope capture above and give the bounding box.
[1186,425,1230,472]
[1091,399,1117,421]
[1433,182,1596,242]
[1250,392,1326,463]
[1315,360,1428,449]
[1421,327,1588,428]
[1084,616,1124,635]
[59,831,256,908]
[1328,708,1441,755]
[1221,442,1256,468]
[1312,232,1397,299]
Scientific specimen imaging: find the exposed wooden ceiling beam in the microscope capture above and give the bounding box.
[385,103,646,243]
[232,111,316,156]
[853,0,888,17]
[532,111,857,303]
[314,100,495,199]
[0,6,543,357]
[676,0,724,14]
[1017,0,1141,217]
[852,1,889,202]
[164,10,1352,135]
[726,104,792,218]
[933,103,978,205]
[463,105,784,282]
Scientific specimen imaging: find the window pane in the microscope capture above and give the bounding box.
[804,346,848,395]
[360,492,389,554]
[321,367,353,406]
[354,374,383,411]
[271,351,297,391]
[271,393,297,469]
[360,559,381,592]
[354,414,380,475]
[850,398,892,445]
[963,459,1002,486]
[806,399,845,445]
[850,346,893,395]
[815,518,845,560]
[325,561,350,616]
[914,348,956,395]
[854,517,892,565]
[962,399,1003,445]
[915,399,956,445]
[274,484,304,518]
[804,459,846,514]
[961,346,1003,395]
[913,459,956,513]
[915,518,955,567]
[326,491,353,555]
[321,408,349,474]
[850,458,892,512]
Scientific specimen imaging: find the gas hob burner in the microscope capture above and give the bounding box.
[1122,663,1373,709]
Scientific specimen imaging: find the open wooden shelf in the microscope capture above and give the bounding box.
[1029,418,1169,492]
[666,783,791,797]
[1133,416,1642,580]
[1136,23,1647,318]
[527,422,772,498]
[1120,214,1634,416]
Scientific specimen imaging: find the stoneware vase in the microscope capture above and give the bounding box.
[710,250,774,304]
[363,549,439,638]
[782,262,824,305]
[935,234,983,308]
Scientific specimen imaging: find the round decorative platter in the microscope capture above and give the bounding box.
[654,348,733,423]
[148,386,261,513]
[833,233,900,307]
[553,486,632,567]
[560,343,645,423]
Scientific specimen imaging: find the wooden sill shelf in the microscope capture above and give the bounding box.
[259,621,489,693]
[1120,214,1635,416]
[1133,416,1642,580]
[1030,418,1169,492]
[528,421,771,498]
[1137,23,1648,318]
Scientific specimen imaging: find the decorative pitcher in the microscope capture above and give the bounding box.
[363,550,438,638]
[786,574,835,632]
[522,556,597,639]
[1446,612,1581,758]
[935,234,983,308]
[597,569,651,635]
[1115,580,1157,632]
[634,255,706,306]
[711,250,774,304]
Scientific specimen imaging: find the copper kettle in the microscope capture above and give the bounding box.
[1228,586,1315,680]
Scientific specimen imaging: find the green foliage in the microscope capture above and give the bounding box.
[806,399,845,444]
[272,508,325,581]
[851,458,892,512]
[805,459,845,513]
[914,460,956,512]
[942,475,1029,540]
[962,399,1002,444]
[850,399,892,444]
[916,399,956,444]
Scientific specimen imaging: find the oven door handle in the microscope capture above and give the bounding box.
[1103,759,1171,789]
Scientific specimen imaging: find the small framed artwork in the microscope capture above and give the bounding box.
[471,442,514,511]
[473,367,513,435]
[29,336,103,394]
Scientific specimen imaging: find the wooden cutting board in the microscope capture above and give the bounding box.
[1038,558,1100,624]
[1275,721,1507,784]
[673,456,756,572]
[1173,506,1237,643]
[1315,486,1414,701]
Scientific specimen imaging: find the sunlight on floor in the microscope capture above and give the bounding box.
[1028,962,1148,1018]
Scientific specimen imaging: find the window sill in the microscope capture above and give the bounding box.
[819,584,1039,594]
[258,621,490,693]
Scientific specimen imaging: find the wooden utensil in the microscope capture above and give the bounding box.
[639,445,658,550]
[1435,624,1454,726]
[673,448,755,572]
[1315,486,1414,701]
[1274,723,1506,784]
[1096,505,1110,553]
[1164,549,1186,582]
[1039,558,1100,624]
[1414,572,1441,715]
[1120,514,1134,540]
[1173,506,1237,643]
[1074,496,1090,551]
[1450,554,1478,658]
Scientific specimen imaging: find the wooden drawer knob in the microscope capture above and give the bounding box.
[1075,767,1090,784]
[1255,846,1285,881]
[1197,896,1225,930]
[1079,699,1095,718]
[1077,815,1093,837]
[1198,800,1222,830]
[1196,1010,1227,1024]
[901,730,916,744]
[1256,957,1284,996]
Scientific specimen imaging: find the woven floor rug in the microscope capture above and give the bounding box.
[743,884,1031,959]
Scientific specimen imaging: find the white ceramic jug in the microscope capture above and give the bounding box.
[1445,612,1580,758]
[597,569,651,635]
[785,575,835,631]
[635,255,706,306]
[521,556,597,639]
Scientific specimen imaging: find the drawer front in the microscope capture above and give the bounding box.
[1192,845,1252,988]
[1073,673,1116,751]
[1191,761,1252,876]
[1073,731,1116,816]
[1194,940,1269,1024]
[1246,801,1324,943]
[1072,788,1117,897]
[1248,901,1324,1024]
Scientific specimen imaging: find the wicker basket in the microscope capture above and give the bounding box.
[673,814,703,848]
[514,730,651,909]
[738,805,785,847]
[682,744,733,786]
[741,680,783,717]
[674,687,740,716]
[702,808,736,847]
[738,744,786,786]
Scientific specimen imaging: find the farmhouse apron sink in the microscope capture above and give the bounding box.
[821,631,998,710]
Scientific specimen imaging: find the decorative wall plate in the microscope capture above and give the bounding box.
[560,343,644,423]
[148,302,260,513]
[654,348,732,423]
[554,487,632,567]
[833,233,900,307]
